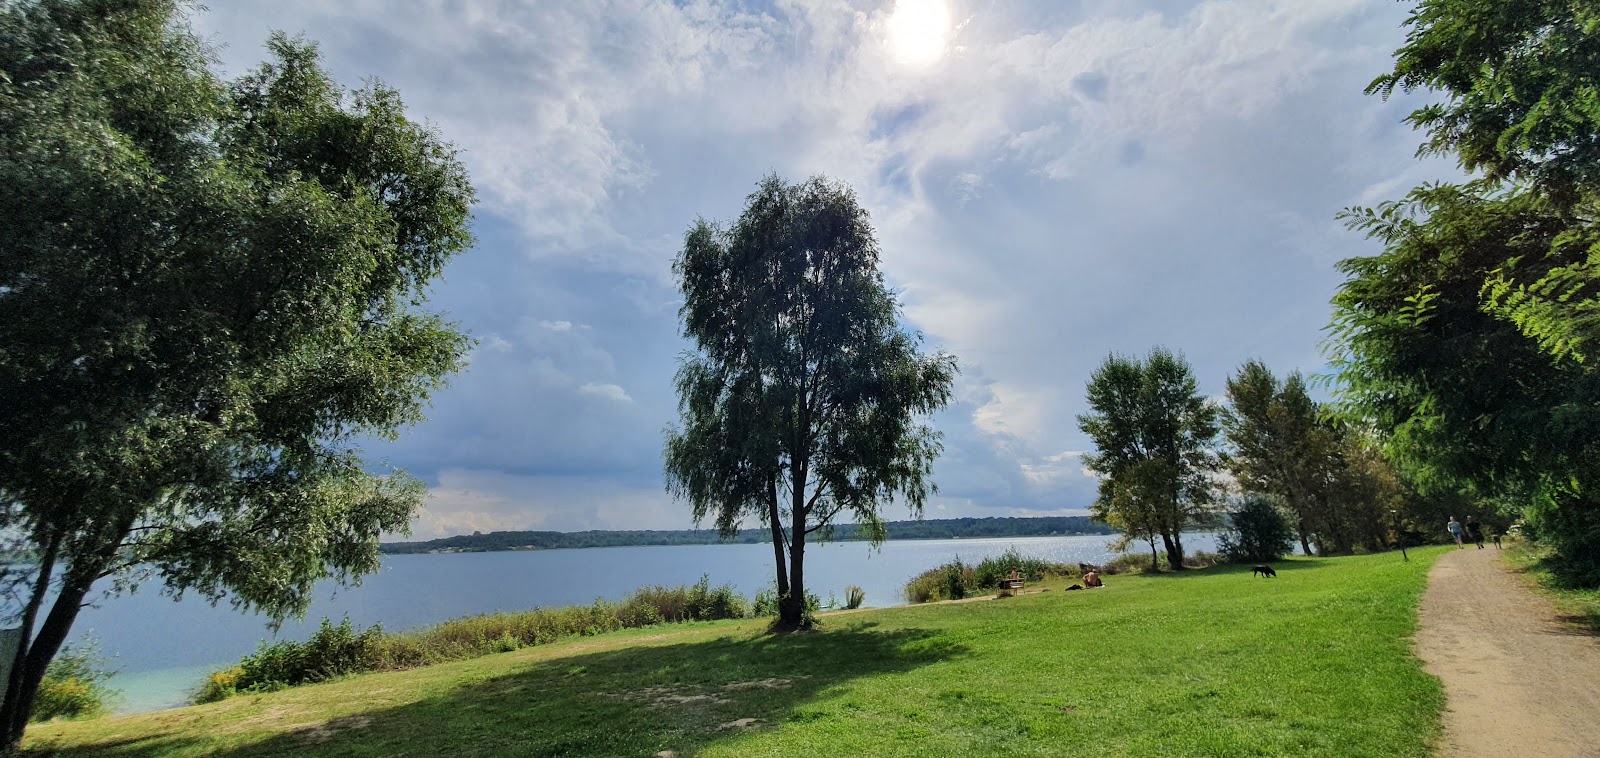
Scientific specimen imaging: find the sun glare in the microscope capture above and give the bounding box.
[886,0,952,67]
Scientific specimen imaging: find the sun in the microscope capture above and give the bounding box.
[886,0,953,67]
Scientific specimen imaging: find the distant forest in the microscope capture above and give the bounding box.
[379,516,1116,554]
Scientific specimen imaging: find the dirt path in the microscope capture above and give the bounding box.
[1415,547,1600,757]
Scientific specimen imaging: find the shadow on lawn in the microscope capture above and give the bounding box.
[1127,557,1330,579]
[30,622,967,758]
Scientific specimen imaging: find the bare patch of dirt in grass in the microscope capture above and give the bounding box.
[720,677,801,691]
[217,705,307,733]
[718,717,760,730]
[296,714,373,744]
[608,685,730,708]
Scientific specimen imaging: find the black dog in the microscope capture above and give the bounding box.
[1252,564,1277,578]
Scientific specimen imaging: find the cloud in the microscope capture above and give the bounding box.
[579,382,634,403]
[198,0,1462,538]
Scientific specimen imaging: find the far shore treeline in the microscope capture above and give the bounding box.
[379,516,1117,554]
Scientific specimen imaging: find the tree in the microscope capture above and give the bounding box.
[665,174,956,629]
[1371,0,1600,368]
[1372,0,1600,202]
[1218,495,1296,564]
[1330,184,1600,582]
[0,1,475,747]
[1091,459,1168,572]
[1220,361,1329,555]
[1078,348,1221,571]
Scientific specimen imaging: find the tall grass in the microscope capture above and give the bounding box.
[196,576,750,703]
[904,549,1078,603]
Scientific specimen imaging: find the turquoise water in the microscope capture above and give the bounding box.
[70,533,1216,713]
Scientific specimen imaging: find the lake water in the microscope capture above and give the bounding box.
[72,533,1216,713]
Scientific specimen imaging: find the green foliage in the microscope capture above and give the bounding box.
[904,552,1075,602]
[665,174,957,628]
[1339,0,1600,586]
[1100,550,1225,575]
[752,587,780,617]
[1330,185,1600,583]
[971,548,1055,588]
[844,585,866,610]
[1079,347,1222,570]
[1219,496,1298,564]
[903,560,977,604]
[196,578,756,702]
[0,0,474,741]
[943,558,970,600]
[1371,0,1600,198]
[29,640,115,722]
[1222,361,1400,555]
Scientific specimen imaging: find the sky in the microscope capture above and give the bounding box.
[194,0,1458,539]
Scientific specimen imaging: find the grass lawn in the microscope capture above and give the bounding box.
[26,548,1448,757]
[1503,541,1600,633]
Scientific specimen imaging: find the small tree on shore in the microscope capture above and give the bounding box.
[665,174,956,629]
[0,1,474,746]
[1078,348,1222,571]
[1219,495,1297,564]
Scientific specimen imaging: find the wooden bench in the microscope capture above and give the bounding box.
[998,578,1024,596]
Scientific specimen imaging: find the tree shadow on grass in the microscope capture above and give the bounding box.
[28,622,968,758]
[1127,558,1330,580]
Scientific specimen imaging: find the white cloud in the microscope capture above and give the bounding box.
[202,0,1460,537]
[579,382,634,403]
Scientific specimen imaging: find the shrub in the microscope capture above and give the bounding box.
[943,557,970,600]
[844,585,865,609]
[193,667,244,705]
[31,639,116,722]
[1100,552,1160,575]
[973,548,1056,588]
[194,578,756,704]
[752,586,780,617]
[1219,495,1297,564]
[904,558,979,603]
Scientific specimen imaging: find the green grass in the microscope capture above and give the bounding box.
[1503,541,1600,633]
[25,549,1449,757]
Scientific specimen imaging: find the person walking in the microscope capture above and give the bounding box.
[1466,518,1485,549]
[1447,516,1464,548]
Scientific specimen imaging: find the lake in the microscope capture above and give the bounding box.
[73,533,1217,713]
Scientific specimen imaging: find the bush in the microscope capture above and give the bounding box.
[1220,495,1297,564]
[195,577,757,703]
[1100,552,1160,575]
[1100,549,1228,575]
[752,586,780,617]
[904,558,978,603]
[973,548,1063,588]
[844,585,865,609]
[943,557,970,600]
[31,639,117,722]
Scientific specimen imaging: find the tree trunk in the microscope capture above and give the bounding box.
[1298,529,1312,556]
[1147,535,1159,572]
[1,533,59,747]
[1170,532,1186,571]
[1159,531,1181,572]
[779,466,809,629]
[765,478,789,600]
[1,570,93,752]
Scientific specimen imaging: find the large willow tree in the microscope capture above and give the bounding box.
[665,175,956,629]
[0,1,474,744]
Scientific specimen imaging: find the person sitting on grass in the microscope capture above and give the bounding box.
[1083,570,1103,588]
